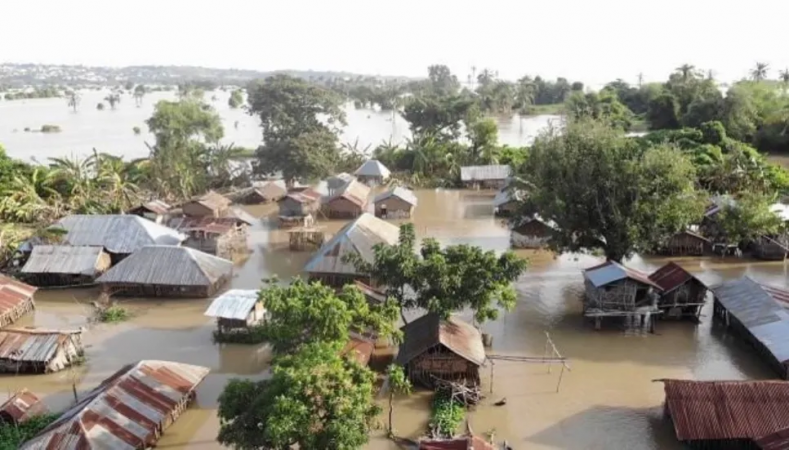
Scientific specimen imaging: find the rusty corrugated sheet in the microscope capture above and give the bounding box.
[660,379,789,443]
[0,275,36,320]
[420,435,494,450]
[396,314,485,367]
[342,337,374,366]
[757,428,789,450]
[0,328,81,364]
[0,389,47,424]
[648,262,703,294]
[20,360,210,450]
[325,179,370,208]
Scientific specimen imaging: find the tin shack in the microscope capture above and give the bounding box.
[20,245,111,287]
[648,262,707,321]
[168,216,247,258]
[374,187,417,219]
[659,230,710,256]
[510,215,555,249]
[181,191,232,218]
[277,188,322,228]
[126,200,172,224]
[204,289,265,334]
[354,159,391,187]
[460,165,511,189]
[0,328,83,374]
[236,180,287,204]
[582,260,662,330]
[321,179,371,219]
[0,274,36,328]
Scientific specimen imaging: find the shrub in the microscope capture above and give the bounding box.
[132,126,141,135]
[429,391,465,438]
[97,305,129,323]
[212,325,267,344]
[39,124,61,133]
[0,413,59,450]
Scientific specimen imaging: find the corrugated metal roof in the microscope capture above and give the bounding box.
[342,337,374,366]
[711,277,789,364]
[0,275,36,320]
[396,314,485,367]
[355,160,391,178]
[659,379,789,442]
[168,216,238,235]
[460,165,511,182]
[97,245,233,287]
[324,179,370,208]
[19,360,209,450]
[420,435,494,450]
[191,191,232,212]
[304,213,400,275]
[204,289,259,320]
[327,173,354,191]
[374,187,418,206]
[0,389,47,424]
[353,281,386,304]
[763,284,789,308]
[758,428,789,450]
[279,188,322,205]
[54,215,185,254]
[224,207,257,226]
[127,200,171,216]
[513,214,558,233]
[0,328,82,363]
[21,245,105,276]
[583,260,661,290]
[648,262,703,294]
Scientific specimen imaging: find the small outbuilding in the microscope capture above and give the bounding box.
[460,165,511,189]
[20,245,111,287]
[493,188,523,217]
[354,159,391,187]
[126,200,172,224]
[752,235,789,261]
[395,314,485,389]
[374,187,417,219]
[0,274,36,328]
[648,262,707,321]
[97,245,233,298]
[327,173,355,196]
[182,191,232,218]
[204,289,265,334]
[305,213,400,287]
[322,179,371,219]
[237,181,287,204]
[510,215,555,249]
[168,216,247,258]
[0,389,48,425]
[582,260,662,330]
[277,188,322,228]
[0,328,84,374]
[659,230,710,256]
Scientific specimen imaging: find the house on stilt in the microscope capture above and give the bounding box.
[582,260,662,330]
[204,289,266,336]
[648,262,708,321]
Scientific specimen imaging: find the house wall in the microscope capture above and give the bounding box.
[0,334,83,374]
[753,240,788,261]
[405,344,481,387]
[23,273,96,287]
[278,198,319,217]
[102,282,224,298]
[584,278,643,313]
[464,179,506,190]
[662,233,707,256]
[308,272,371,288]
[374,197,413,218]
[323,198,364,219]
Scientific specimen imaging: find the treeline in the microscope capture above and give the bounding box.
[2,86,60,101]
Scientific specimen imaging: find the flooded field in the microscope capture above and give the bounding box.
[2,189,787,449]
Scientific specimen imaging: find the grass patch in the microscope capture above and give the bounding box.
[212,325,267,344]
[96,305,129,323]
[39,124,61,133]
[428,391,465,438]
[0,413,59,450]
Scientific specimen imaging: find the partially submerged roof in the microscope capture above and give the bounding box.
[189,190,232,212]
[460,165,511,182]
[0,389,47,424]
[324,179,370,208]
[204,289,259,320]
[168,216,239,235]
[224,206,257,226]
[21,245,106,276]
[0,328,82,363]
[97,246,233,287]
[513,214,557,233]
[658,379,789,443]
[355,159,391,178]
[374,187,417,206]
[396,314,485,367]
[672,229,710,243]
[327,173,355,191]
[19,360,209,450]
[353,280,386,304]
[304,213,400,275]
[0,275,36,319]
[54,215,185,254]
[342,336,374,366]
[648,262,704,294]
[419,435,494,450]
[583,260,661,290]
[711,277,789,364]
[279,187,322,205]
[762,283,789,308]
[127,200,171,216]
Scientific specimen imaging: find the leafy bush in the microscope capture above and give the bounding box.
[132,126,141,135]
[212,325,267,344]
[0,413,59,450]
[429,391,465,438]
[39,124,61,133]
[97,305,129,323]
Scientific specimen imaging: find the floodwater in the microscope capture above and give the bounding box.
[0,89,559,161]
[3,189,788,449]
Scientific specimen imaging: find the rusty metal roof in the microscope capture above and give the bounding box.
[584,260,662,290]
[279,188,322,204]
[342,336,374,366]
[191,191,232,212]
[763,284,789,308]
[324,179,370,208]
[0,275,36,320]
[758,428,789,450]
[396,314,485,367]
[648,262,704,294]
[20,360,210,450]
[97,245,233,287]
[0,328,82,363]
[419,435,494,450]
[659,379,789,443]
[0,389,47,424]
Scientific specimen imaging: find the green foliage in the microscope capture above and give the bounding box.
[429,391,465,438]
[213,326,267,345]
[715,192,784,244]
[647,92,681,129]
[96,305,129,323]
[257,278,400,355]
[132,126,141,135]
[402,94,479,142]
[217,342,380,450]
[146,99,223,147]
[386,364,411,437]
[565,90,633,130]
[3,86,60,101]
[104,91,121,110]
[228,89,244,109]
[39,124,61,133]
[0,413,59,450]
[133,85,146,106]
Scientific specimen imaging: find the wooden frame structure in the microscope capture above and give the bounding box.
[287,227,325,251]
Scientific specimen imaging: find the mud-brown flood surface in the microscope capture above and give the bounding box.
[4,189,787,449]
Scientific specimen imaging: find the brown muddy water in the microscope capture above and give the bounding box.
[4,189,788,450]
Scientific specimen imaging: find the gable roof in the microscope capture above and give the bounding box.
[355,159,391,178]
[0,275,36,320]
[127,200,171,216]
[583,260,661,290]
[324,179,370,208]
[374,187,418,206]
[21,245,106,276]
[279,188,322,205]
[204,289,259,320]
[54,215,185,254]
[196,191,232,211]
[460,165,511,182]
[0,328,82,364]
[396,314,485,367]
[97,246,233,287]
[19,360,209,450]
[648,262,704,294]
[0,389,47,425]
[304,213,400,275]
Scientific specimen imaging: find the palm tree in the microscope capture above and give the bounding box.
[133,85,146,107]
[104,91,121,110]
[675,64,696,82]
[66,90,80,112]
[751,62,770,82]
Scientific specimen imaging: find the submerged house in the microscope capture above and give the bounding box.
[648,262,707,321]
[460,165,511,189]
[0,274,36,328]
[237,180,287,204]
[396,314,485,388]
[321,179,371,219]
[659,379,789,449]
[304,213,400,287]
[510,215,555,249]
[168,216,247,258]
[752,234,789,261]
[97,245,233,298]
[126,200,172,224]
[0,328,83,374]
[53,215,185,265]
[659,230,710,256]
[582,260,662,330]
[19,360,209,450]
[354,159,391,186]
[204,289,266,334]
[277,188,322,227]
[20,245,111,287]
[181,191,232,218]
[711,277,789,379]
[493,188,523,217]
[374,187,417,219]
[0,389,48,425]
[327,173,355,196]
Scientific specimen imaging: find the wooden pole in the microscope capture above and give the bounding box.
[489,360,494,394]
[556,364,565,393]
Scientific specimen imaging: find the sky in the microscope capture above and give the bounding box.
[3,0,789,88]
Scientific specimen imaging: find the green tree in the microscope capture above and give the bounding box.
[104,91,121,110]
[133,85,146,107]
[427,64,460,97]
[675,64,698,82]
[228,89,244,109]
[751,62,770,82]
[217,342,379,450]
[716,192,784,244]
[401,94,479,141]
[247,74,346,184]
[146,99,223,147]
[565,90,633,131]
[647,91,681,129]
[386,364,411,437]
[467,118,499,164]
[518,119,706,262]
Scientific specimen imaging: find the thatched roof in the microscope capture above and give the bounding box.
[54,215,185,254]
[97,245,232,287]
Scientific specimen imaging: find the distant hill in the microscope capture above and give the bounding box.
[0,63,411,88]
